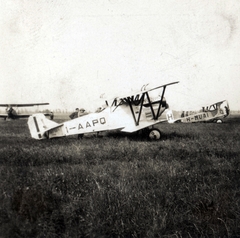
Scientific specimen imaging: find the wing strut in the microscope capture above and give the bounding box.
[126,93,145,126]
[145,92,156,119]
[145,85,167,120]
[156,85,166,119]
[120,82,177,126]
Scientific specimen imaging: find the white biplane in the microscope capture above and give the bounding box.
[166,100,230,123]
[28,81,179,140]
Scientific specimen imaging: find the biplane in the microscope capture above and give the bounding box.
[0,103,53,120]
[166,100,230,123]
[28,81,179,140]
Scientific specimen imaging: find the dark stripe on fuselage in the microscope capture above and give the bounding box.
[33,116,42,139]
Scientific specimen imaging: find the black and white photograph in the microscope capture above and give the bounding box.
[0,0,239,237]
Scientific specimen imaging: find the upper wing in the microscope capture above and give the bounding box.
[207,100,226,107]
[141,81,179,94]
[104,81,179,105]
[0,103,49,107]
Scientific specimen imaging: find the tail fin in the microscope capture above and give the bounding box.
[166,110,175,123]
[28,113,61,140]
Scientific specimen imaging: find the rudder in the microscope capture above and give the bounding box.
[28,113,59,140]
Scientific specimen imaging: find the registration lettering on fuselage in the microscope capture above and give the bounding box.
[78,117,106,130]
[186,112,209,122]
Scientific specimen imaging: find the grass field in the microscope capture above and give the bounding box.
[0,115,240,237]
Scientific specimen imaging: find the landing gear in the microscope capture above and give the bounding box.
[148,128,161,140]
[140,128,161,140]
[216,119,223,123]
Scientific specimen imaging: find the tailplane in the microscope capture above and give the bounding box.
[28,113,63,140]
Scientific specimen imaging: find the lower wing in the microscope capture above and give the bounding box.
[121,119,167,133]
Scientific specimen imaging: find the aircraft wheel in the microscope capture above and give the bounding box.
[148,128,161,140]
[216,119,223,123]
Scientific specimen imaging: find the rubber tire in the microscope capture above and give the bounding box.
[148,128,161,140]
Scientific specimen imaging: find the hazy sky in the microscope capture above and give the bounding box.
[0,0,239,111]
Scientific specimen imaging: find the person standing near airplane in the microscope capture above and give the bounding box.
[78,108,88,117]
[50,111,54,120]
[69,108,79,119]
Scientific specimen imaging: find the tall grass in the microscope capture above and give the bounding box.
[0,116,240,237]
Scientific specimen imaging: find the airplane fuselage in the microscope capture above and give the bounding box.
[28,81,179,140]
[46,103,166,139]
[179,111,217,123]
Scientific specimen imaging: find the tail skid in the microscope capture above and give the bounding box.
[28,113,63,140]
